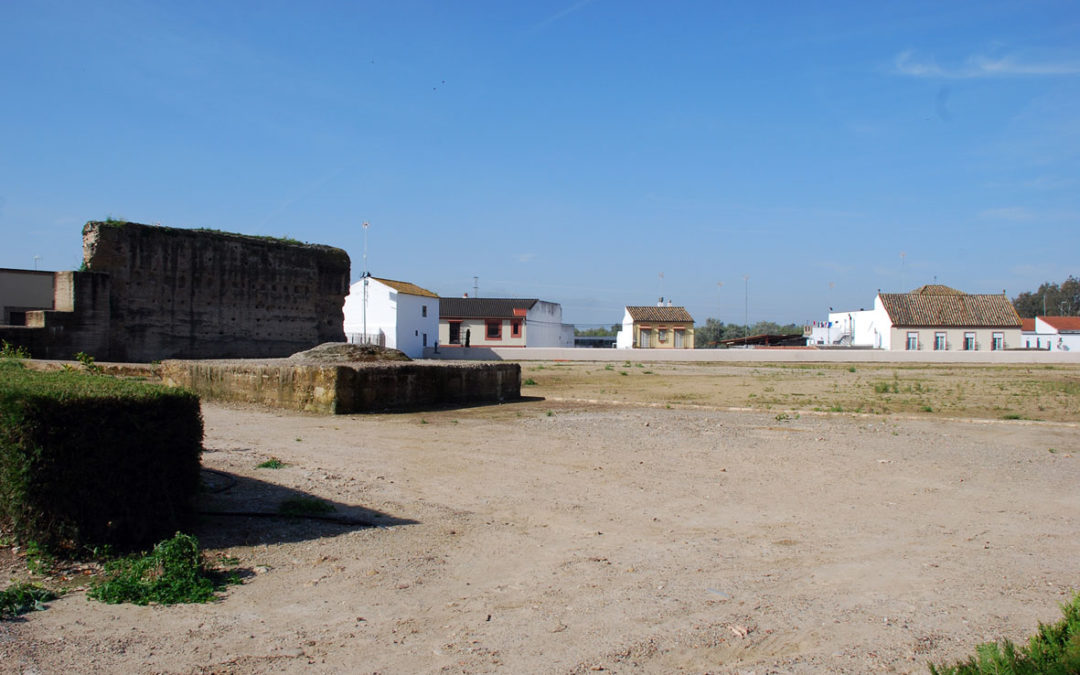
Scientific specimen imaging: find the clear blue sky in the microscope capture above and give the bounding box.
[2,1,1077,327]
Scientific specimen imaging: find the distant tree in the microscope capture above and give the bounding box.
[574,324,620,337]
[1012,275,1080,318]
[695,318,726,347]
[695,319,802,347]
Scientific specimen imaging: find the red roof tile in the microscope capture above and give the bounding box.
[1040,316,1080,332]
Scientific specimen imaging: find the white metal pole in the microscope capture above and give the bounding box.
[362,222,369,343]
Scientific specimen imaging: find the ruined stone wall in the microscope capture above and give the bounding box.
[83,221,350,361]
[160,360,521,414]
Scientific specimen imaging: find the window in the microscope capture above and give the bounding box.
[906,332,918,351]
[934,332,946,351]
[674,329,684,348]
[639,328,651,348]
[422,305,427,317]
[448,321,461,345]
[658,328,668,343]
[423,333,428,347]
[511,320,522,338]
[992,332,1003,351]
[963,332,976,351]
[486,320,502,339]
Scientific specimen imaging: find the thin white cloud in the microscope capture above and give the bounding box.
[894,50,1080,78]
[979,207,1036,221]
[531,0,599,32]
[516,253,536,263]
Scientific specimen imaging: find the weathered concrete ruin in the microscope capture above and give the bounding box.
[0,221,350,362]
[160,358,521,414]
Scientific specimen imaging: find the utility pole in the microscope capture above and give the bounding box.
[473,276,479,298]
[743,274,750,345]
[362,222,370,343]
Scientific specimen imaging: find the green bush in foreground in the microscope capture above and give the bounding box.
[0,583,58,619]
[0,367,202,553]
[88,533,235,606]
[929,592,1080,674]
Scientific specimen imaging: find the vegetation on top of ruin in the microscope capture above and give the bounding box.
[86,220,349,260]
[288,342,411,363]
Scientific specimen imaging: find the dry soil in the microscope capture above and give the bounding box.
[2,363,1079,674]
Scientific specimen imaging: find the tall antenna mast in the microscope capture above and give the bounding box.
[362,222,370,343]
[473,275,479,298]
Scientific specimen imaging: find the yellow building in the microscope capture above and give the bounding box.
[617,305,695,349]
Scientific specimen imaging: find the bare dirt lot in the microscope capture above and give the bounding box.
[3,361,1080,674]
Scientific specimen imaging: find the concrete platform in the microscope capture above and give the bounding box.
[160,359,520,414]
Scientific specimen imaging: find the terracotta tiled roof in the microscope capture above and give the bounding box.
[1021,318,1036,332]
[439,297,539,319]
[625,306,695,323]
[879,291,1021,328]
[910,284,964,296]
[372,277,438,298]
[1040,316,1080,332]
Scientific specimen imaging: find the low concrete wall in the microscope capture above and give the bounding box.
[160,359,520,414]
[423,346,1080,364]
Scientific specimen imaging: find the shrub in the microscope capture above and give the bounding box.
[88,533,234,605]
[0,368,203,553]
[0,582,58,619]
[256,457,285,469]
[929,592,1080,674]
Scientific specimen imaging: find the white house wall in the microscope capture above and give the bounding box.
[393,292,438,358]
[524,301,568,347]
[615,309,634,349]
[889,327,1020,352]
[1033,318,1080,352]
[343,279,437,358]
[828,302,888,349]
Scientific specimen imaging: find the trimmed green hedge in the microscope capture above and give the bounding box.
[0,366,203,553]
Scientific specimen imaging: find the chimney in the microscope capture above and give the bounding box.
[657,297,664,307]
[667,299,672,307]
[463,292,469,298]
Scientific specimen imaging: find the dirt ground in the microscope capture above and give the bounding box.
[3,362,1080,674]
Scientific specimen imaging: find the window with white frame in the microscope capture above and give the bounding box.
[934,332,946,350]
[963,332,976,350]
[906,332,918,350]
[992,332,1003,350]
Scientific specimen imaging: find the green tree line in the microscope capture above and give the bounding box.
[1012,275,1080,318]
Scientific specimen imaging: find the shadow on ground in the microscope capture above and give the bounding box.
[193,468,417,549]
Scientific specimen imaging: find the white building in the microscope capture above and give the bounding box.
[806,285,1022,351]
[342,277,438,358]
[1022,316,1080,351]
[438,297,573,348]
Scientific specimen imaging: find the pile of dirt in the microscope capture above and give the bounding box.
[287,342,411,363]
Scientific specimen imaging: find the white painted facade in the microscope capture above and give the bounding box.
[808,291,1021,351]
[1025,317,1080,352]
[615,309,634,349]
[805,301,888,348]
[342,277,438,359]
[523,300,571,347]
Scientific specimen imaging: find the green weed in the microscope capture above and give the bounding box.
[88,533,236,606]
[0,583,58,619]
[523,378,537,386]
[929,592,1080,674]
[74,351,102,374]
[278,497,335,517]
[0,340,30,360]
[256,458,285,469]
